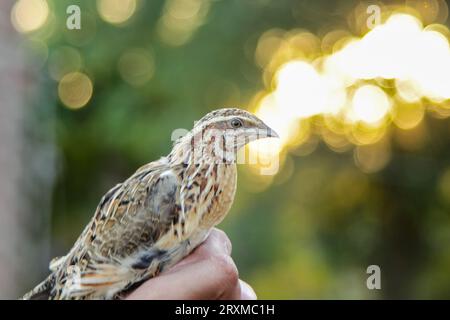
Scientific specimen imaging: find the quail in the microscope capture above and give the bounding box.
[22,108,278,300]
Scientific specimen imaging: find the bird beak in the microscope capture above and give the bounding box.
[267,127,279,138]
[257,122,279,139]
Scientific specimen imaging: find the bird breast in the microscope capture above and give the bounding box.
[180,162,237,236]
[197,163,237,229]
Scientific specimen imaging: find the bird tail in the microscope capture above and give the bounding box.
[21,274,54,300]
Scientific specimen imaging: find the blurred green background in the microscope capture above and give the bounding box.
[1,0,450,299]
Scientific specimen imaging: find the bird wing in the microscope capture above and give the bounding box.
[54,158,183,299]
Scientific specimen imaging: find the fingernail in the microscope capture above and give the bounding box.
[240,280,257,300]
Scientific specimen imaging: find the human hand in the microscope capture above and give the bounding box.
[126,228,257,300]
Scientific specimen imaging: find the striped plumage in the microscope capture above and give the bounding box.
[22,108,277,300]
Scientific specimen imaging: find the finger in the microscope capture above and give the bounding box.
[127,229,236,299]
[190,228,232,258]
[126,253,239,300]
[219,280,241,300]
[239,280,257,300]
[218,280,257,300]
[165,228,232,273]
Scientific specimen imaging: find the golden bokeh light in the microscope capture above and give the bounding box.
[247,8,450,179]
[406,0,448,24]
[275,61,327,119]
[255,30,285,68]
[396,79,422,103]
[11,0,49,33]
[97,0,137,25]
[354,139,391,173]
[118,48,155,87]
[321,30,352,53]
[322,129,351,153]
[58,72,93,110]
[349,85,391,125]
[157,0,210,46]
[392,102,424,130]
[349,123,387,146]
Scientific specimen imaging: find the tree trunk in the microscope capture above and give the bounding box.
[0,0,56,298]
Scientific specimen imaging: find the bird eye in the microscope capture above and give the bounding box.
[230,118,243,128]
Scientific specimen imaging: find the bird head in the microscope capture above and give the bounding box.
[197,107,277,143]
[190,108,279,163]
[170,108,278,164]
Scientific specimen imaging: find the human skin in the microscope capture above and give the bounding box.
[126,228,257,300]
